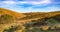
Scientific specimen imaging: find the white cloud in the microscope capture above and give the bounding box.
[31,0,51,5]
[0,0,51,5]
[18,0,51,5]
[2,1,16,4]
[32,6,60,12]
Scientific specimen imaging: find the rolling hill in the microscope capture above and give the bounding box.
[0,8,60,32]
[0,8,26,32]
[0,8,60,21]
[0,8,26,18]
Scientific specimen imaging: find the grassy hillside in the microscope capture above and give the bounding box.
[0,8,60,32]
[0,8,26,32]
[22,13,60,32]
[0,8,26,18]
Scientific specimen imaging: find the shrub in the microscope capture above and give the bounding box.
[0,14,14,24]
[3,26,18,32]
[46,18,58,26]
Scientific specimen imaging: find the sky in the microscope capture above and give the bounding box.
[0,0,60,13]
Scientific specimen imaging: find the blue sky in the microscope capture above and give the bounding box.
[0,0,60,13]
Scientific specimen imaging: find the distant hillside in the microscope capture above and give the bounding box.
[21,11,60,20]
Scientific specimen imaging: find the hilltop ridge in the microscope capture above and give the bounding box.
[21,11,60,20]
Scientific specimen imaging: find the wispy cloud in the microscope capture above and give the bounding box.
[0,0,51,5]
[0,0,59,6]
[0,0,60,12]
[2,1,16,4]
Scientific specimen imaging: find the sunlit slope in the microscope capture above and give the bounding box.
[0,8,26,18]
